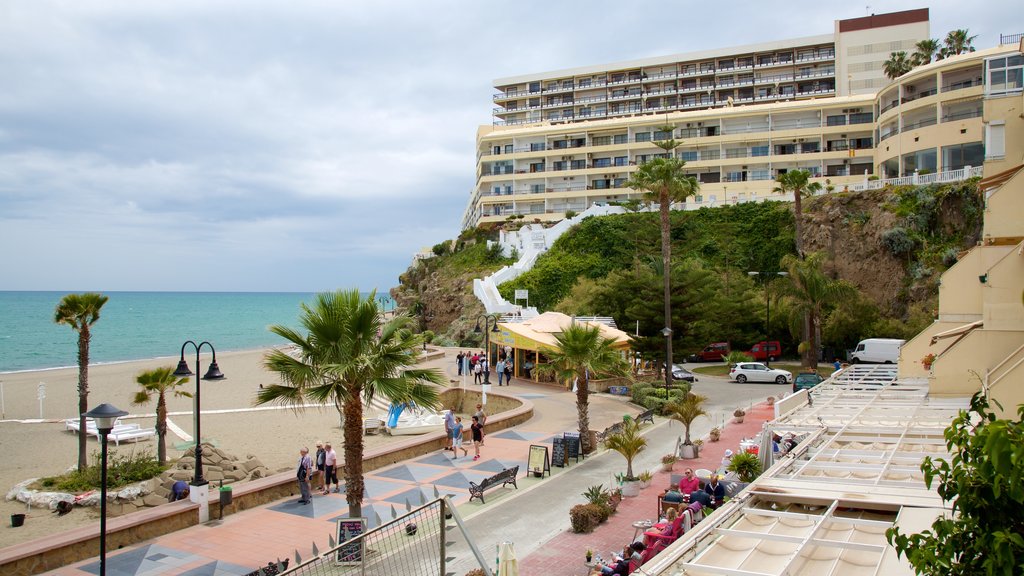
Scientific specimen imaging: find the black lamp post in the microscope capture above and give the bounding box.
[747,271,788,367]
[84,402,128,576]
[661,327,673,399]
[173,341,225,486]
[474,314,501,384]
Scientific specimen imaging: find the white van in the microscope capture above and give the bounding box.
[850,338,906,364]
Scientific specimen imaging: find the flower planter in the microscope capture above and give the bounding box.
[621,480,641,497]
[679,444,698,459]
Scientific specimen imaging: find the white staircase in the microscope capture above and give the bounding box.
[473,204,625,317]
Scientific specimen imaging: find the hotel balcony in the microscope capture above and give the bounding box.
[753,57,795,69]
[642,71,679,81]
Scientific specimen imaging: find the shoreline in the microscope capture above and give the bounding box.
[0,344,291,377]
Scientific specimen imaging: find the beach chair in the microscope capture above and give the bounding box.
[107,427,156,446]
[363,418,383,435]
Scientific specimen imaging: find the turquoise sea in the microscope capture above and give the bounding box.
[0,291,393,373]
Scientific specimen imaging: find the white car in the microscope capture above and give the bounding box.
[730,362,792,384]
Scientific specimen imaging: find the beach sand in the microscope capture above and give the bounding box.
[0,347,426,547]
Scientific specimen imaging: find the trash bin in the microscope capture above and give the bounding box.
[11,514,25,528]
[219,486,232,507]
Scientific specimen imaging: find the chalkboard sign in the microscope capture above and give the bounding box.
[335,517,367,565]
[563,432,581,463]
[528,445,550,478]
[552,436,566,468]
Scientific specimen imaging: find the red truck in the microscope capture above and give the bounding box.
[748,341,782,362]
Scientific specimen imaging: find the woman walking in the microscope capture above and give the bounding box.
[451,417,469,458]
[471,415,483,460]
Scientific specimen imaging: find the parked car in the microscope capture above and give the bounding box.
[792,372,824,393]
[850,338,905,364]
[729,362,792,384]
[687,342,731,362]
[747,340,782,362]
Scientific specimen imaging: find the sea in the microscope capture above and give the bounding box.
[0,291,393,373]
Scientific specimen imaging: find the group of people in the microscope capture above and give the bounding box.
[294,441,341,505]
[591,542,646,575]
[443,403,487,460]
[663,468,726,510]
[456,350,515,385]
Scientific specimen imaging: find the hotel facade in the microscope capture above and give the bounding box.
[462,9,1019,229]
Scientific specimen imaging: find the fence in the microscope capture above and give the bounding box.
[278,497,491,576]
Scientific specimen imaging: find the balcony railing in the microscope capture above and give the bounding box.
[940,78,983,92]
[902,117,938,130]
[879,128,900,141]
[851,165,983,191]
[999,32,1023,45]
[754,58,794,68]
[942,109,983,122]
[795,51,835,63]
[795,68,835,79]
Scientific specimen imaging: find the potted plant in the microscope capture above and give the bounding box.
[921,353,936,370]
[666,393,708,459]
[709,427,721,442]
[586,549,593,563]
[727,451,763,482]
[692,439,704,458]
[604,419,647,497]
[638,470,653,489]
[661,454,677,472]
[734,408,746,423]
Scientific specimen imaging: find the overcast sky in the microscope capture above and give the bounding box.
[0,1,1015,292]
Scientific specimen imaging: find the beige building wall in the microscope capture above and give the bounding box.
[930,329,1024,397]
[982,168,1024,244]
[899,320,966,378]
[836,11,929,95]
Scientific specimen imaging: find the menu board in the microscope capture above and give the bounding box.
[552,436,566,468]
[563,432,581,463]
[528,444,550,478]
[335,517,367,565]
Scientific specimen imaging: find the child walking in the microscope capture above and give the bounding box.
[471,415,483,460]
[451,417,469,458]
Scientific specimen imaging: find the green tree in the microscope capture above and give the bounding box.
[883,51,913,80]
[257,290,443,517]
[887,393,1024,575]
[132,367,192,465]
[538,323,630,453]
[772,169,822,258]
[940,29,977,58]
[777,253,857,369]
[627,127,700,389]
[54,292,109,472]
[604,419,647,480]
[665,393,708,446]
[911,39,942,66]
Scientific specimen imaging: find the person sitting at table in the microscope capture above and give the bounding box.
[678,468,700,494]
[656,506,678,527]
[595,542,645,575]
[705,474,726,508]
[688,489,712,508]
[662,488,684,503]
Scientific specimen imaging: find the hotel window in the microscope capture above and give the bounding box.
[614,156,628,166]
[635,132,652,142]
[901,148,937,176]
[578,78,592,88]
[529,82,540,93]
[570,160,586,170]
[530,184,544,194]
[987,55,1024,95]
[530,143,545,152]
[680,151,698,161]
[751,145,769,157]
[614,178,627,188]
[986,123,1005,159]
[592,135,611,146]
[942,142,984,169]
[613,134,628,144]
[654,130,672,140]
[592,158,611,168]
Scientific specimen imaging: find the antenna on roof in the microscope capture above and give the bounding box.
[865,5,870,16]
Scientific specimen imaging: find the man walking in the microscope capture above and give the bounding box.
[496,358,506,386]
[443,407,457,452]
[296,447,313,505]
[456,351,464,376]
[324,442,339,494]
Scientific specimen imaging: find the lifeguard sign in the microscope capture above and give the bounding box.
[514,289,529,308]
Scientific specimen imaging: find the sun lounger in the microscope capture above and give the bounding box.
[363,418,383,435]
[106,427,156,446]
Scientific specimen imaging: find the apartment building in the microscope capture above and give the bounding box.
[464,9,936,228]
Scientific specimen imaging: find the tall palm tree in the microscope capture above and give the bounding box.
[539,323,630,454]
[940,29,977,58]
[257,290,442,518]
[132,367,191,465]
[626,126,700,387]
[772,169,822,258]
[883,51,913,80]
[603,419,647,480]
[911,39,941,66]
[777,253,857,369]
[54,292,109,472]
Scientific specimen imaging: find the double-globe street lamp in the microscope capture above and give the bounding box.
[173,341,225,489]
[84,402,129,576]
[747,271,788,367]
[473,314,501,384]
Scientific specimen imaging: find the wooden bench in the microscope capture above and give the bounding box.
[637,409,655,425]
[468,465,519,504]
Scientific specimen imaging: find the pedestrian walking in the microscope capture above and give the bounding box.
[495,358,506,386]
[296,447,313,504]
[324,442,339,494]
[456,351,464,375]
[314,441,327,493]
[443,407,457,451]
[473,361,483,384]
[474,403,487,446]
[451,417,468,458]
[503,359,513,385]
[471,416,483,460]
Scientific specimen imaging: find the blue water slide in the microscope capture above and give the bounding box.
[387,404,406,428]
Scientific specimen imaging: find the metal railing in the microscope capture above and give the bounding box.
[999,32,1023,45]
[850,165,983,192]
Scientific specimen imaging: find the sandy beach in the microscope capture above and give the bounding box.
[0,347,431,548]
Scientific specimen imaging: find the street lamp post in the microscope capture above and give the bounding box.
[474,315,501,384]
[661,327,673,399]
[84,403,128,576]
[747,271,788,367]
[173,341,225,521]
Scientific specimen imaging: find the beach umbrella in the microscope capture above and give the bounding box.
[758,423,774,475]
[497,541,519,576]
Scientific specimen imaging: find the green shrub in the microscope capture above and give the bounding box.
[37,449,167,492]
[569,503,603,533]
[727,451,763,482]
[882,227,916,256]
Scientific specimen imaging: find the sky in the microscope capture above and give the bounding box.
[0,1,1016,292]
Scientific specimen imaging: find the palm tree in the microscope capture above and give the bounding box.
[626,127,700,389]
[132,367,191,465]
[883,51,913,80]
[604,419,647,480]
[665,393,708,451]
[940,29,977,58]
[777,253,857,369]
[911,39,941,66]
[539,323,630,453]
[257,290,443,518]
[772,169,822,258]
[54,292,109,472]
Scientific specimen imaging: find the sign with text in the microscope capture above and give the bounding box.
[335,517,367,565]
[514,289,529,300]
[563,432,581,463]
[551,436,566,468]
[528,444,550,478]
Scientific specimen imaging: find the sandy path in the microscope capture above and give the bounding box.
[0,347,451,548]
